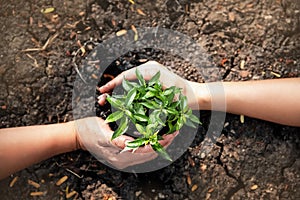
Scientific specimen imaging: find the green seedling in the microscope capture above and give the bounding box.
[105,69,201,161]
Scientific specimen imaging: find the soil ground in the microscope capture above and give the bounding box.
[0,0,299,199]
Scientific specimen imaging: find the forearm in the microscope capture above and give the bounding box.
[195,78,300,126]
[0,121,77,180]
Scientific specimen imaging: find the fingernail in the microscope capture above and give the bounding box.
[97,95,106,105]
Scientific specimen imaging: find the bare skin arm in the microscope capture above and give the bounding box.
[0,122,78,180]
[99,62,300,127]
[193,78,300,127]
[0,117,176,180]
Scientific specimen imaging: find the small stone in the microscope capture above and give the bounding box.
[200,152,206,159]
[240,60,245,69]
[135,191,142,197]
[264,15,272,20]
[158,193,165,198]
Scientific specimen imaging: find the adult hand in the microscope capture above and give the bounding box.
[98,61,202,110]
[74,117,178,169]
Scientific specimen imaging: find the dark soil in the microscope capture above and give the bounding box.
[0,0,299,199]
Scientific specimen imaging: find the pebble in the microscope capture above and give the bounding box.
[158,193,165,198]
[200,152,206,159]
[135,191,142,197]
[240,60,245,69]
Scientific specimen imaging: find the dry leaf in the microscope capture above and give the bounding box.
[137,8,146,16]
[191,184,198,192]
[240,115,244,123]
[66,191,77,199]
[41,7,55,14]
[128,0,135,4]
[251,185,258,190]
[56,175,68,186]
[30,191,45,196]
[9,176,18,187]
[270,71,281,77]
[91,74,98,79]
[28,179,41,188]
[131,25,137,33]
[208,188,214,193]
[186,174,192,185]
[116,29,127,36]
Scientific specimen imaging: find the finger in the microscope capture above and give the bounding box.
[159,131,179,147]
[131,143,155,153]
[97,94,107,106]
[112,152,158,169]
[111,135,134,149]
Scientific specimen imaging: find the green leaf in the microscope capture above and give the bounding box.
[107,95,124,108]
[185,118,197,128]
[154,82,162,90]
[112,94,126,100]
[125,88,137,106]
[166,121,176,134]
[175,115,184,130]
[133,114,149,122]
[124,110,133,118]
[135,123,145,135]
[166,108,178,115]
[126,137,148,148]
[122,79,139,92]
[147,86,159,93]
[179,95,188,111]
[134,104,146,115]
[111,117,128,140]
[170,101,180,109]
[154,111,165,126]
[151,142,172,161]
[189,113,202,124]
[148,71,160,86]
[135,69,146,86]
[122,78,133,91]
[105,111,124,123]
[146,123,159,135]
[140,101,159,109]
[144,91,156,99]
[163,86,175,96]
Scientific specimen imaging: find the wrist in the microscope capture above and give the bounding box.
[189,81,212,110]
[67,121,83,151]
[51,121,81,153]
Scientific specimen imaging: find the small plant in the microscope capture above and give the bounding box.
[105,69,201,161]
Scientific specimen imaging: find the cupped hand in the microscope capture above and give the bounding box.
[98,61,201,110]
[74,117,177,169]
